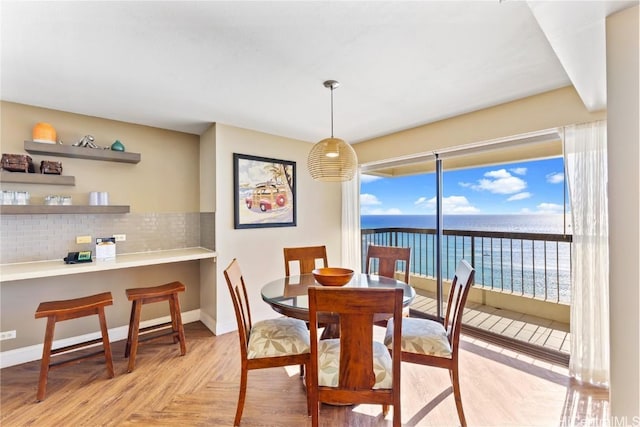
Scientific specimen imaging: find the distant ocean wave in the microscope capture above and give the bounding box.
[361,214,572,303]
[361,214,572,234]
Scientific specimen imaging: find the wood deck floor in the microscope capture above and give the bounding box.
[1,321,606,426]
[410,290,571,354]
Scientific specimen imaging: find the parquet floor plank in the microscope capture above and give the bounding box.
[1,321,607,426]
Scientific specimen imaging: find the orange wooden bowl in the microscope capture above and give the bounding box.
[312,268,354,286]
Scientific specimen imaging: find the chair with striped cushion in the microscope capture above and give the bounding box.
[223,258,311,426]
[308,286,404,427]
[384,259,475,427]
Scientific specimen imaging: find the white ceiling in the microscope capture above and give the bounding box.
[1,1,636,143]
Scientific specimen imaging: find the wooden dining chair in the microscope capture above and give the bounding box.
[365,244,411,284]
[365,244,412,327]
[283,245,329,377]
[223,258,312,426]
[308,286,404,427]
[384,259,475,427]
[283,245,328,276]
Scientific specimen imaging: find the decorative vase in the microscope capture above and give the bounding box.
[111,140,125,152]
[32,122,57,144]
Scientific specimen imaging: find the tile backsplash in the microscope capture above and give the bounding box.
[0,212,215,264]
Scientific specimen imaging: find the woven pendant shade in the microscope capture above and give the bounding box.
[307,80,358,182]
[307,137,357,182]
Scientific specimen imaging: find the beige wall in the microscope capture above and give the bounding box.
[0,102,203,354]
[199,123,216,213]
[355,86,605,165]
[607,5,639,419]
[0,102,200,212]
[198,124,217,330]
[211,123,342,334]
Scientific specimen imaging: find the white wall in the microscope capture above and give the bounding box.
[606,5,640,420]
[212,124,342,334]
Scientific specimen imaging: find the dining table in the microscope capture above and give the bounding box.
[261,272,416,339]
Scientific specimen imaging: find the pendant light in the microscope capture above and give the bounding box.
[307,80,358,182]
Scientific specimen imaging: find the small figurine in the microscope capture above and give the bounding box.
[73,135,99,148]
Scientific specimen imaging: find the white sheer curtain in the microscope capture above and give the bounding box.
[341,168,361,272]
[563,120,610,387]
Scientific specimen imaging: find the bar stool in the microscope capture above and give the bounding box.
[34,292,114,401]
[124,281,187,372]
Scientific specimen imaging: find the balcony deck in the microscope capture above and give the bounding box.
[410,289,571,355]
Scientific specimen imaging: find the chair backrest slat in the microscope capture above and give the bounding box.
[444,259,475,351]
[308,287,403,395]
[283,245,328,276]
[365,244,411,284]
[223,259,252,355]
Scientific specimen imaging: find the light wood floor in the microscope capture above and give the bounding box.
[1,322,607,426]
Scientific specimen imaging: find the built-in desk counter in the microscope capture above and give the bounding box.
[0,247,217,282]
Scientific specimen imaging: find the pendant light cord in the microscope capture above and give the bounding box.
[330,86,334,138]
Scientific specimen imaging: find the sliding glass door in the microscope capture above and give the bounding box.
[359,130,571,361]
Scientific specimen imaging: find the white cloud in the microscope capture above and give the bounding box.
[361,207,402,215]
[360,174,382,184]
[510,167,527,175]
[360,193,382,206]
[423,195,480,214]
[507,192,532,201]
[414,196,428,206]
[485,169,512,179]
[546,172,564,184]
[470,169,526,194]
[536,203,564,214]
[459,181,472,188]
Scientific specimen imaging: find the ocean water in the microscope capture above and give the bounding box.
[361,214,572,303]
[361,214,572,234]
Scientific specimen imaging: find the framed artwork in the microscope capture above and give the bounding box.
[233,153,297,229]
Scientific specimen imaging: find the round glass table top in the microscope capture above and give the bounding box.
[261,273,415,314]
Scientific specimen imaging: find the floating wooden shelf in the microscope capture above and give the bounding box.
[0,205,130,215]
[0,171,75,186]
[24,141,141,164]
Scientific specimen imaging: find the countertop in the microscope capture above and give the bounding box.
[0,247,216,282]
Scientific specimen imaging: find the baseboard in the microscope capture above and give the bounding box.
[214,320,239,336]
[0,309,200,369]
[198,310,217,334]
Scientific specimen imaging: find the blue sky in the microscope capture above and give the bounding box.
[360,157,568,215]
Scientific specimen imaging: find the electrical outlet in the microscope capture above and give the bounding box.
[113,234,126,242]
[76,235,92,244]
[0,330,16,341]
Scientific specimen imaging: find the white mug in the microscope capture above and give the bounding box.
[89,192,99,205]
[98,192,109,205]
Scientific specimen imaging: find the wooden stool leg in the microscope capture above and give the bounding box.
[98,307,115,378]
[169,296,179,344]
[124,300,137,358]
[170,294,186,355]
[36,316,56,402]
[127,300,143,373]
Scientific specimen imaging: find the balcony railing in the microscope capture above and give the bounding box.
[362,227,572,304]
